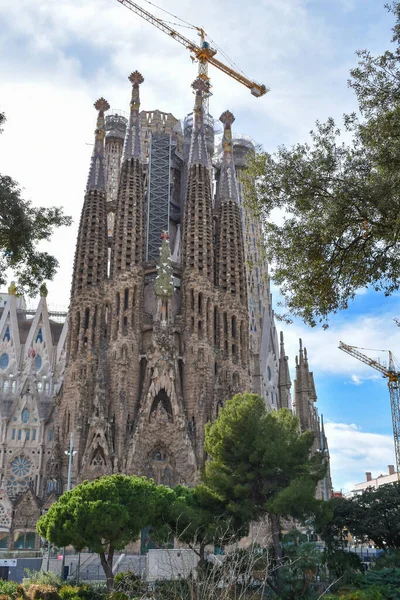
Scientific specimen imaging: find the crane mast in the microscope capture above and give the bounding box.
[115,0,268,98]
[339,341,400,477]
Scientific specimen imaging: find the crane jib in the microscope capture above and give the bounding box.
[115,0,268,97]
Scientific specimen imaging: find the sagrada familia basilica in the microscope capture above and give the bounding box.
[0,72,331,551]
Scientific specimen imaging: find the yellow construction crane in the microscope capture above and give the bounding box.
[339,341,400,476]
[115,0,268,98]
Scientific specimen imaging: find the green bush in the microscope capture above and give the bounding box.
[113,573,142,595]
[324,549,362,578]
[68,584,106,600]
[58,585,91,600]
[373,550,400,570]
[23,572,62,591]
[0,581,20,599]
[361,567,400,594]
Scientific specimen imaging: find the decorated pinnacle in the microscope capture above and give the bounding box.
[192,77,209,95]
[86,97,109,192]
[94,97,110,141]
[123,70,144,161]
[217,108,239,204]
[129,70,144,88]
[220,110,235,127]
[94,97,110,113]
[188,77,210,167]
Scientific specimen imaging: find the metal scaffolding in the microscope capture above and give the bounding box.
[146,132,171,261]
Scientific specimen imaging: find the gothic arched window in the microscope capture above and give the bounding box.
[35,355,42,371]
[150,389,173,423]
[0,354,9,370]
[21,409,30,424]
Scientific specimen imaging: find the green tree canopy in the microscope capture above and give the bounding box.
[0,111,71,294]
[318,484,400,551]
[243,2,400,327]
[164,484,247,566]
[37,475,173,589]
[203,393,326,573]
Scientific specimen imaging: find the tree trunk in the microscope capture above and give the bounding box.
[269,513,283,594]
[198,542,206,569]
[270,513,282,562]
[99,547,115,590]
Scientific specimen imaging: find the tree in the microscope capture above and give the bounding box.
[203,393,326,589]
[165,484,247,568]
[0,111,71,294]
[347,483,400,549]
[318,484,400,551]
[243,2,400,327]
[37,475,173,589]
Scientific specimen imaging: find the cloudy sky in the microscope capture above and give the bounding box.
[0,0,398,492]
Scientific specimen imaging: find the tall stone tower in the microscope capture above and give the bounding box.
[0,71,332,551]
[51,73,259,489]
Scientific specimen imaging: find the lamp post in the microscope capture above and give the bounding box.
[61,432,77,580]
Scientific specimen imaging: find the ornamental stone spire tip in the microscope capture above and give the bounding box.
[188,76,210,167]
[86,97,109,192]
[219,109,235,127]
[128,70,144,87]
[217,108,240,204]
[123,70,144,162]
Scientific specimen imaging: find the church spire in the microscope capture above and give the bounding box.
[188,77,209,167]
[111,71,146,275]
[215,110,246,303]
[182,77,214,281]
[123,71,144,162]
[71,99,109,298]
[278,331,291,409]
[217,110,240,204]
[86,98,110,192]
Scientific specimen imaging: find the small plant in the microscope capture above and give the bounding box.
[113,572,142,596]
[26,584,60,600]
[24,572,62,591]
[0,581,20,599]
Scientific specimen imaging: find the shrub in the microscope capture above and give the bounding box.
[23,572,62,590]
[0,581,20,599]
[113,573,142,595]
[58,587,83,600]
[26,585,60,600]
[361,567,400,595]
[373,550,400,570]
[108,593,128,600]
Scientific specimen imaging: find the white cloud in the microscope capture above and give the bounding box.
[348,373,380,386]
[324,421,395,492]
[0,0,368,306]
[279,308,400,378]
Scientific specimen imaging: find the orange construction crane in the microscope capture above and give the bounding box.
[115,0,268,98]
[339,341,400,476]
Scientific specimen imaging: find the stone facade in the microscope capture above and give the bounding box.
[0,71,331,550]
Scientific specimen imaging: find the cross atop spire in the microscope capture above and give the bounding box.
[86,97,110,192]
[188,77,210,167]
[217,109,240,204]
[123,70,144,162]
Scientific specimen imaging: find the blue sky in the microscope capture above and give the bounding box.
[0,0,398,492]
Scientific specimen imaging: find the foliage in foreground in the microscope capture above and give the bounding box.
[243,1,400,327]
[317,484,400,551]
[37,476,173,589]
